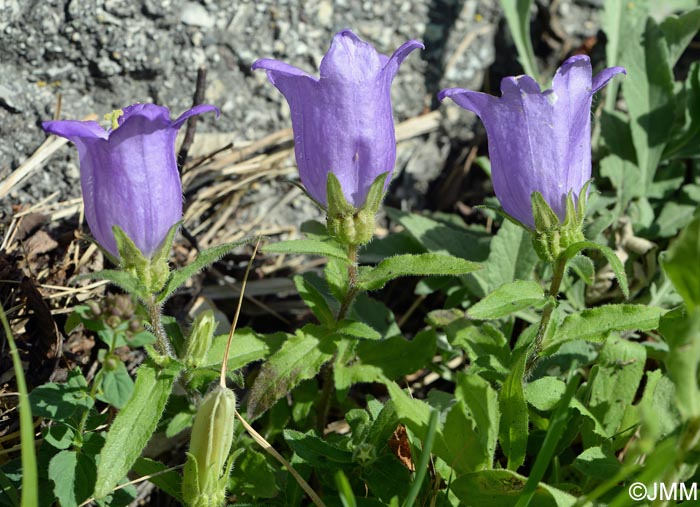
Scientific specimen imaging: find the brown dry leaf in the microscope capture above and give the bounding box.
[20,277,61,361]
[388,424,415,472]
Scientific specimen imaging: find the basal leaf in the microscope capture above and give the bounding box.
[500,0,539,79]
[659,8,700,68]
[585,336,646,442]
[470,220,539,297]
[621,16,675,189]
[450,469,576,507]
[284,430,354,467]
[661,213,700,309]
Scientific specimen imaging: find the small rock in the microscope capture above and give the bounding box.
[180,2,214,29]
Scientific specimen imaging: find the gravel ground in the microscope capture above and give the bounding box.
[0,0,600,226]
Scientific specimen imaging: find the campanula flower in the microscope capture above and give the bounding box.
[42,103,218,259]
[439,55,625,229]
[252,29,423,209]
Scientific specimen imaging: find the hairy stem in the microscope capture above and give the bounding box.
[527,254,568,373]
[317,244,360,435]
[146,295,173,357]
[337,244,359,321]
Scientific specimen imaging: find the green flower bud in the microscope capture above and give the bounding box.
[183,311,216,369]
[183,386,237,507]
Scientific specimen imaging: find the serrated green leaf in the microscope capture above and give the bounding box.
[357,253,481,291]
[525,377,566,411]
[659,308,700,419]
[228,449,280,499]
[451,469,576,507]
[386,372,499,475]
[294,273,336,326]
[49,450,95,507]
[384,207,490,261]
[157,238,253,303]
[29,368,93,422]
[246,325,334,420]
[572,447,622,481]
[204,328,286,372]
[263,238,349,261]
[97,361,134,409]
[562,241,629,298]
[335,330,437,389]
[544,304,665,352]
[335,320,381,340]
[568,255,595,286]
[661,213,700,309]
[585,336,646,441]
[93,361,181,499]
[660,8,700,68]
[599,154,644,209]
[602,0,648,110]
[621,16,675,189]
[467,280,544,320]
[284,430,354,467]
[470,220,539,297]
[446,320,510,381]
[498,353,528,471]
[500,0,539,79]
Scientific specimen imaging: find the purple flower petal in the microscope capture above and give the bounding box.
[253,29,423,207]
[439,55,625,228]
[592,66,627,93]
[42,120,108,140]
[42,103,217,259]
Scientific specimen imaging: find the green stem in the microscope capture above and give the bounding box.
[403,409,439,507]
[337,244,359,322]
[317,244,360,435]
[0,302,38,507]
[527,254,568,373]
[146,295,173,357]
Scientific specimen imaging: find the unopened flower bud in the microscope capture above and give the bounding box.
[183,311,216,369]
[182,386,237,507]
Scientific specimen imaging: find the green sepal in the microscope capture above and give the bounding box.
[362,172,390,215]
[530,186,587,263]
[326,172,389,246]
[531,192,560,233]
[113,225,171,294]
[327,172,355,217]
[182,452,201,506]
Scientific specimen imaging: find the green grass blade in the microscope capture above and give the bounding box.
[0,302,38,507]
[403,409,439,507]
[514,373,581,507]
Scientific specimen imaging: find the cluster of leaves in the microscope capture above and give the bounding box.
[3,1,700,507]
